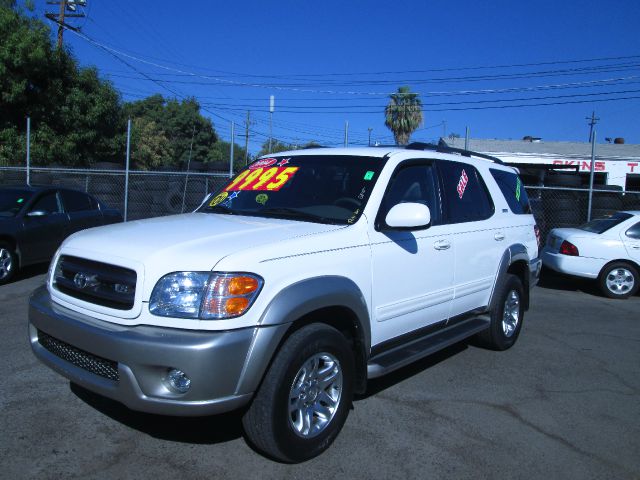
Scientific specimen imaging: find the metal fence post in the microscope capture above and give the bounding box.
[26,117,31,186]
[587,130,597,221]
[124,119,131,222]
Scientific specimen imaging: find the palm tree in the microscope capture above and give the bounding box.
[384,86,424,145]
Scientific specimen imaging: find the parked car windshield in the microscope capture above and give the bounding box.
[578,211,632,234]
[199,154,385,224]
[0,189,33,217]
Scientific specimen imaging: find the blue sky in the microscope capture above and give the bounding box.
[26,0,640,153]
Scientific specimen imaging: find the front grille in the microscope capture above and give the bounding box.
[38,330,119,382]
[54,255,136,310]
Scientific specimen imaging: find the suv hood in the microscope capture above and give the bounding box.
[60,212,343,273]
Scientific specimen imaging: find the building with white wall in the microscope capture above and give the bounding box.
[443,137,640,190]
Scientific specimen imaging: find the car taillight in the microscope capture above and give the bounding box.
[559,240,579,256]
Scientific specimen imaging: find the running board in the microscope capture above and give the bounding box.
[367,317,490,379]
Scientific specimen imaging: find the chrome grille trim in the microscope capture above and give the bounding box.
[54,255,136,310]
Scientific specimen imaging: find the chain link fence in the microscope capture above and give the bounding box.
[2,167,640,238]
[0,166,231,221]
[527,186,640,241]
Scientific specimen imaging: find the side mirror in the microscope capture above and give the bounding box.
[27,210,48,217]
[385,203,431,229]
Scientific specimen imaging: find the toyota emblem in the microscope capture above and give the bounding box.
[73,272,98,289]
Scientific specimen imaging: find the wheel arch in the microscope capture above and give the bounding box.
[0,235,20,267]
[490,244,531,311]
[235,276,371,396]
[598,258,640,278]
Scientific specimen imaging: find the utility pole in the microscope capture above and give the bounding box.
[268,95,274,154]
[368,128,373,146]
[244,110,251,165]
[442,120,447,139]
[45,0,86,49]
[586,111,599,143]
[230,121,235,177]
[344,121,349,147]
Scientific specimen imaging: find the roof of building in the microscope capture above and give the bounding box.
[442,137,640,160]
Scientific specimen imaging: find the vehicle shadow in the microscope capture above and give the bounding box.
[70,383,245,444]
[13,263,49,282]
[358,341,468,399]
[537,266,602,296]
[70,343,470,445]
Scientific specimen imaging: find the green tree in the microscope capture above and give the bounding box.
[256,139,295,157]
[384,86,423,145]
[206,141,247,171]
[122,95,218,169]
[129,117,174,170]
[0,4,123,166]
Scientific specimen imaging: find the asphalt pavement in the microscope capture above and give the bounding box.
[1,268,639,479]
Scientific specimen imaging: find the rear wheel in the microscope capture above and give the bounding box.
[0,242,17,285]
[242,323,354,463]
[476,274,524,350]
[598,262,639,299]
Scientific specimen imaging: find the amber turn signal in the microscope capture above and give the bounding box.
[227,276,259,295]
[224,297,250,316]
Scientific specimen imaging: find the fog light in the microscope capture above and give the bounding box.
[165,368,191,394]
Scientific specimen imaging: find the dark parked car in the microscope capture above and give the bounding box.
[0,186,123,284]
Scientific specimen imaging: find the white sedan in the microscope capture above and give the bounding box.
[542,211,640,299]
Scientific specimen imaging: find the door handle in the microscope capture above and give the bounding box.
[434,240,451,250]
[494,232,505,241]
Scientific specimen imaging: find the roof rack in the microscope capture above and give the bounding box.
[405,141,504,165]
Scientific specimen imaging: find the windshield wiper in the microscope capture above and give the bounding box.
[206,205,235,215]
[257,207,338,224]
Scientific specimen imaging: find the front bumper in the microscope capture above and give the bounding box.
[29,286,288,416]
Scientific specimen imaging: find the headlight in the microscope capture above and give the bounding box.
[149,272,263,320]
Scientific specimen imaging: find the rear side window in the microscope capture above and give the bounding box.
[626,222,640,239]
[490,168,531,214]
[31,192,61,214]
[438,160,494,223]
[579,212,631,234]
[60,190,94,212]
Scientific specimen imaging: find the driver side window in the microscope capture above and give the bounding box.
[30,192,61,214]
[379,163,441,226]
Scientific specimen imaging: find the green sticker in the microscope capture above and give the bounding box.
[515,178,521,201]
[364,171,375,181]
[256,193,269,205]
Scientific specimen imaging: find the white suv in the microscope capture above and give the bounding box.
[29,144,541,462]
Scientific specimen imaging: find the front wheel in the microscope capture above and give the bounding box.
[598,262,639,299]
[0,242,17,285]
[476,274,524,351]
[242,323,354,463]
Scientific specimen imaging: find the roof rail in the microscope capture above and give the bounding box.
[405,141,504,165]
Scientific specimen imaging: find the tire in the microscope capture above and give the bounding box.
[622,193,640,209]
[476,274,524,351]
[545,173,582,187]
[242,323,355,463]
[0,242,18,285]
[598,262,639,299]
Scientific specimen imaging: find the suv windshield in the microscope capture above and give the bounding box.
[199,155,385,224]
[0,190,32,217]
[579,211,632,234]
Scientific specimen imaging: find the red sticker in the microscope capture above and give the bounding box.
[457,169,469,199]
[249,158,278,170]
[225,167,299,192]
